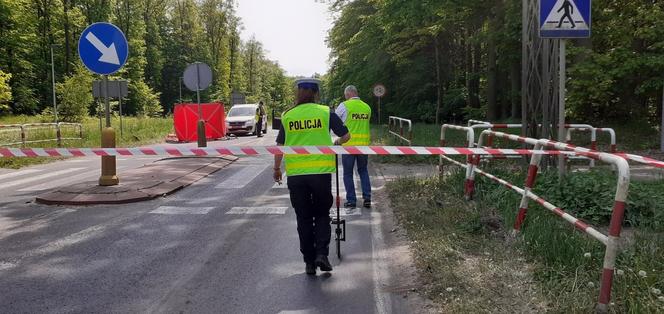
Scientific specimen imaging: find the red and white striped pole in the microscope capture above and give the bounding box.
[513,142,544,233]
[440,124,476,199]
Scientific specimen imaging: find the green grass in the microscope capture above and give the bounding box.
[0,115,173,169]
[389,169,664,312]
[381,121,664,312]
[375,121,662,153]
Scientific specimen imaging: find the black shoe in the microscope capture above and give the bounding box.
[305,263,316,275]
[344,202,356,209]
[363,199,371,208]
[314,255,333,272]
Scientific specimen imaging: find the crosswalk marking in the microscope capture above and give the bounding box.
[2,168,85,189]
[0,169,42,182]
[215,163,269,189]
[226,207,288,215]
[150,206,214,215]
[331,207,363,216]
[18,166,129,192]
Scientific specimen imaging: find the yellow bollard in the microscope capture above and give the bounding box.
[99,127,119,186]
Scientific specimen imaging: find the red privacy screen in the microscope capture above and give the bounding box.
[173,103,226,142]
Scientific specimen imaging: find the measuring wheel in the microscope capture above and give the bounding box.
[331,217,346,259]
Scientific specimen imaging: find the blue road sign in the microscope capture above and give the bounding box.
[78,22,129,75]
[540,0,591,38]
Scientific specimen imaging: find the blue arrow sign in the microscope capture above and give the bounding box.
[78,22,129,75]
[540,0,591,38]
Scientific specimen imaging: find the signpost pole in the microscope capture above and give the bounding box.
[99,74,118,186]
[196,63,207,147]
[378,96,381,126]
[558,39,566,177]
[50,44,58,123]
[118,82,123,138]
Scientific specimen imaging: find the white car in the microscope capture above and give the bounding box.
[225,104,268,136]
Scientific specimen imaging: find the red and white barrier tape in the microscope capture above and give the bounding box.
[0,146,588,158]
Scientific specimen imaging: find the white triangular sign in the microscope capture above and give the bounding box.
[542,0,589,31]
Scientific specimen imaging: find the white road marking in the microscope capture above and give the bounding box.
[331,207,362,216]
[0,169,42,181]
[150,206,214,215]
[18,166,128,191]
[65,159,90,163]
[215,163,269,189]
[1,168,85,189]
[226,207,288,215]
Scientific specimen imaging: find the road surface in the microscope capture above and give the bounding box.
[0,131,418,313]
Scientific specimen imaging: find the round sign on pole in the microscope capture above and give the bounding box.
[183,62,213,91]
[373,84,387,98]
[78,22,129,75]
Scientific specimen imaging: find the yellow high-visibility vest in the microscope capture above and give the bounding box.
[342,98,371,146]
[282,103,335,176]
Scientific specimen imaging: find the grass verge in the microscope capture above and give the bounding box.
[387,166,664,312]
[0,115,172,169]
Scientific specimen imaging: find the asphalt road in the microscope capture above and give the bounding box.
[0,131,413,313]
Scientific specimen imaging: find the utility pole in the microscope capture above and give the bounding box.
[558,39,566,177]
[50,44,58,123]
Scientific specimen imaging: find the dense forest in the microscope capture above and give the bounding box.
[325,0,664,127]
[0,0,294,121]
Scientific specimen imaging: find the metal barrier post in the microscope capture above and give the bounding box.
[440,124,476,199]
[513,142,543,233]
[20,125,26,147]
[56,123,62,147]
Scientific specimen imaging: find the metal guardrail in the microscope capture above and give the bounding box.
[440,128,631,311]
[387,116,412,146]
[0,122,83,147]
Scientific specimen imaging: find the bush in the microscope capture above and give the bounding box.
[52,65,94,122]
[129,80,162,117]
[0,70,11,114]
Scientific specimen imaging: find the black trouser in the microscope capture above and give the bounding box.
[287,174,333,264]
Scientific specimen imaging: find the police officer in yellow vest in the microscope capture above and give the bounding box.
[274,78,350,275]
[335,85,372,209]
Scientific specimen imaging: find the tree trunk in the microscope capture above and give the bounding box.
[510,60,520,119]
[63,0,71,74]
[434,35,442,125]
[465,27,472,108]
[487,32,497,120]
[470,39,481,109]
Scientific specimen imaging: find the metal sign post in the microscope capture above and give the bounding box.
[373,84,387,126]
[183,62,213,148]
[540,0,591,177]
[93,80,128,138]
[559,40,566,177]
[78,22,129,186]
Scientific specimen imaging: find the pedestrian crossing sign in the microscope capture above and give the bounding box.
[540,0,591,38]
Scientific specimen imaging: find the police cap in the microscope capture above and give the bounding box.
[295,78,321,92]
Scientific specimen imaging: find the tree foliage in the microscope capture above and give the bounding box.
[0,69,11,113]
[0,0,293,118]
[327,0,664,126]
[52,64,94,122]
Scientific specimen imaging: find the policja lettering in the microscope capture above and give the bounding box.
[351,113,370,120]
[288,118,323,131]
